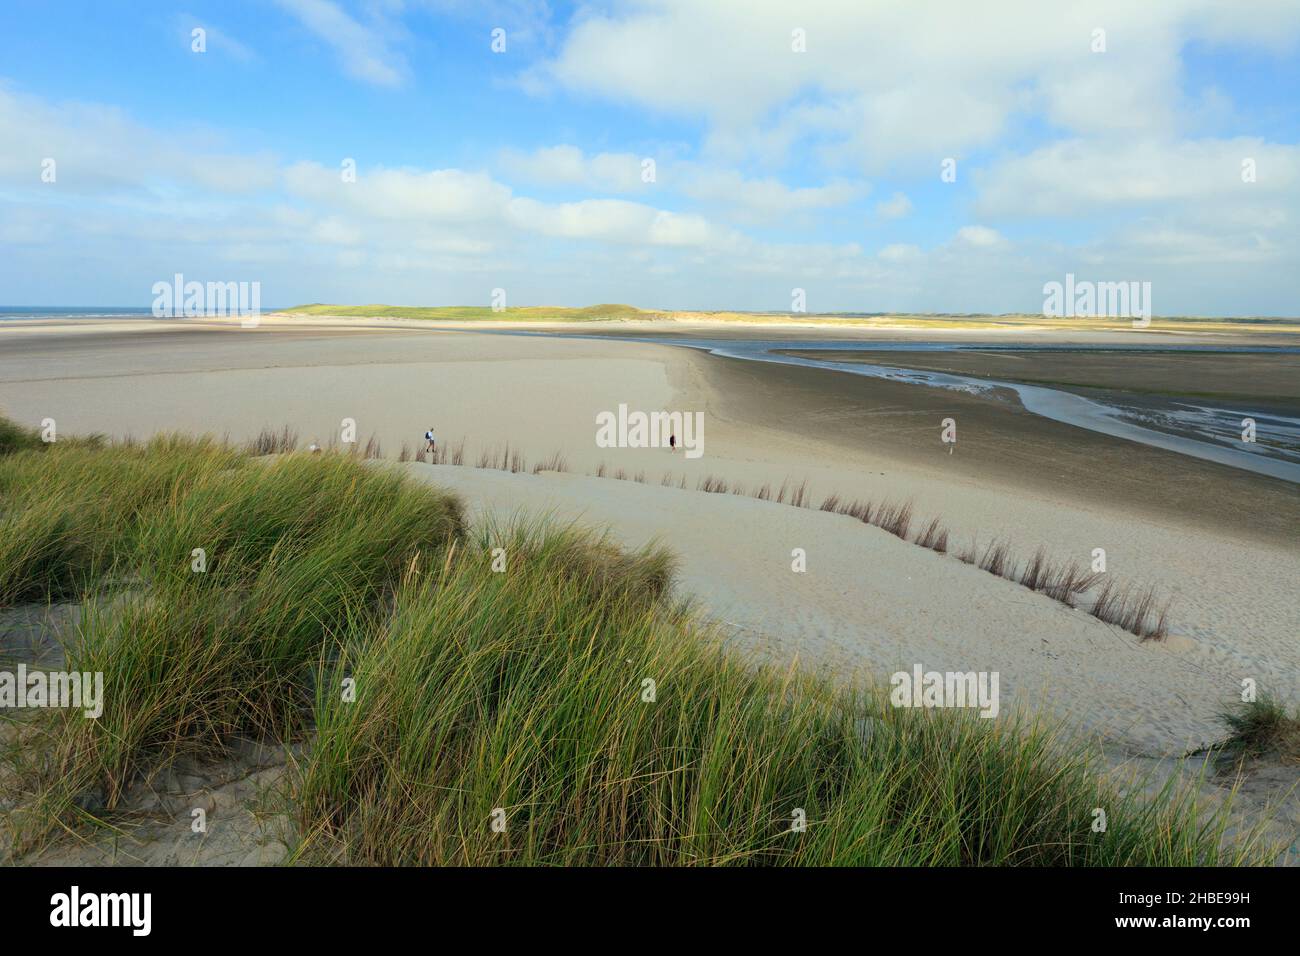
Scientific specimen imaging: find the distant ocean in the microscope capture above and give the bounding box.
[0,307,153,321]
[0,307,287,321]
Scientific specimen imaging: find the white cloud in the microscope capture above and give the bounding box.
[973,136,1299,268]
[310,217,362,245]
[676,166,868,221]
[285,162,513,220]
[0,85,278,194]
[506,196,719,246]
[531,0,1300,169]
[273,0,406,86]
[874,192,912,219]
[954,225,1005,248]
[283,159,724,247]
[1100,227,1282,266]
[878,243,921,262]
[976,137,1299,216]
[497,145,869,225]
[498,145,649,193]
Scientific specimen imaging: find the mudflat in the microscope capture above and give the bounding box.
[782,347,1300,408]
[700,349,1300,547]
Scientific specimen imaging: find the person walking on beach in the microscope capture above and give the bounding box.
[669,433,676,452]
[424,427,436,458]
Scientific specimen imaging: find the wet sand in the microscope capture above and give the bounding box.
[697,351,1299,546]
[782,348,1300,408]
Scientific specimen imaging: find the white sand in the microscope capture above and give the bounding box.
[402,463,1277,755]
[1,317,1296,756]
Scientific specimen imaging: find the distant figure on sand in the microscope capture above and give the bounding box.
[669,433,676,452]
[424,427,436,457]
[308,440,321,454]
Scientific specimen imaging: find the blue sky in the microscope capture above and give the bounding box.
[1,0,1297,314]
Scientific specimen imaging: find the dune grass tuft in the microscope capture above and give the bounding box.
[246,425,298,456]
[913,517,949,554]
[0,435,243,606]
[1218,696,1300,764]
[0,414,44,456]
[1089,579,1172,641]
[977,539,1013,578]
[1018,548,1099,607]
[1,438,463,853]
[697,474,729,494]
[531,451,568,474]
[475,443,524,471]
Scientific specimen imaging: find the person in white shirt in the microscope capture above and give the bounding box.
[424,428,436,457]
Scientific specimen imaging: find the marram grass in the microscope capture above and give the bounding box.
[2,435,463,852]
[296,521,1257,866]
[0,421,1272,865]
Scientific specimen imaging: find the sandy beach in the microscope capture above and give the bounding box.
[1,316,1296,760]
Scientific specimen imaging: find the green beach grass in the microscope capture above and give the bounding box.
[279,303,1300,336]
[0,417,1272,865]
[0,417,43,457]
[284,302,658,322]
[1218,697,1300,765]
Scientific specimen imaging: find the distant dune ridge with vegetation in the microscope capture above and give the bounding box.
[285,302,659,322]
[279,303,1300,334]
[0,414,1281,865]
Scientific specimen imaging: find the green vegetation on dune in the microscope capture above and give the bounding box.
[0,433,237,606]
[300,520,1238,866]
[1,437,463,851]
[280,303,1300,334]
[284,302,657,322]
[1219,697,1300,765]
[0,417,43,456]
[0,417,1273,865]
